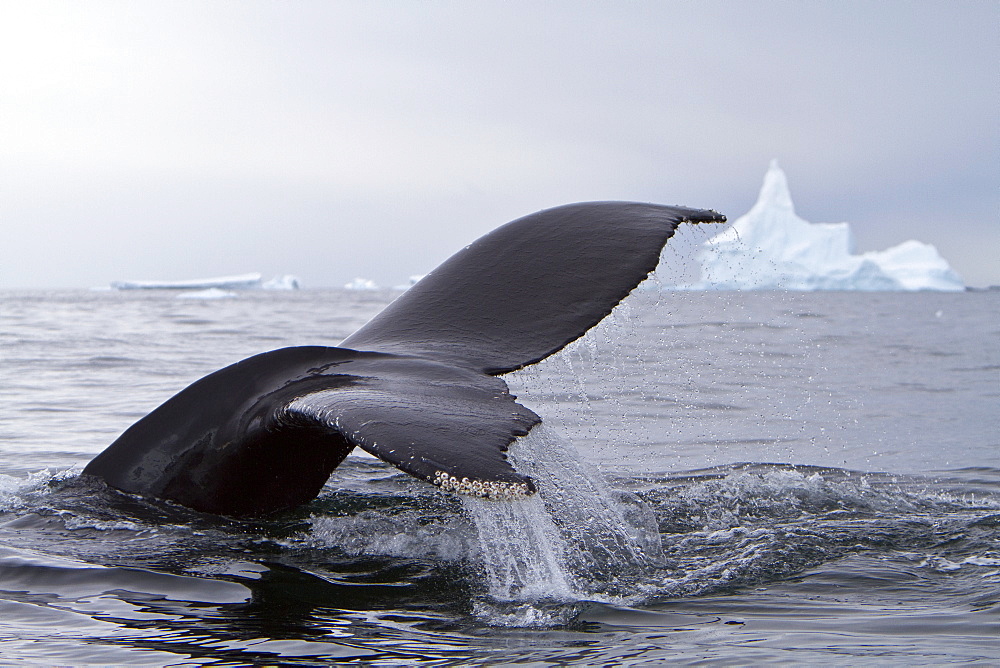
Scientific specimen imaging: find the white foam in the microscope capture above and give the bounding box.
[0,470,61,512]
[919,555,1000,573]
[296,509,476,562]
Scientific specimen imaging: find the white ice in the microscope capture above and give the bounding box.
[344,277,380,290]
[262,274,301,290]
[695,161,964,291]
[110,272,300,291]
[392,274,427,290]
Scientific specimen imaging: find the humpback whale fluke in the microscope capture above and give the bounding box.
[83,202,726,517]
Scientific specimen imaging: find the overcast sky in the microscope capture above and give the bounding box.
[2,0,997,289]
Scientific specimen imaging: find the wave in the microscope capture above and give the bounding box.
[2,434,997,634]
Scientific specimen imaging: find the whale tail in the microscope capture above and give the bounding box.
[84,202,725,516]
[342,202,726,374]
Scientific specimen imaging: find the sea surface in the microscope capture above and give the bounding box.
[1,287,998,665]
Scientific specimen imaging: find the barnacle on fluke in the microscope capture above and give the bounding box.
[434,471,532,500]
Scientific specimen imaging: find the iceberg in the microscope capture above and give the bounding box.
[111,273,300,291]
[344,277,379,290]
[695,161,964,291]
[392,274,427,291]
[859,240,964,292]
[262,274,301,290]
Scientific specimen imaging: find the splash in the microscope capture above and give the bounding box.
[461,426,663,624]
[461,493,574,601]
[0,468,77,512]
[297,504,478,562]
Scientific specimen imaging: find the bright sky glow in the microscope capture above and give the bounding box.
[1,0,997,288]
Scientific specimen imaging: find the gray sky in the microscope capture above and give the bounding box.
[2,0,997,289]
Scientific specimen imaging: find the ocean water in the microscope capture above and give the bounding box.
[1,287,998,665]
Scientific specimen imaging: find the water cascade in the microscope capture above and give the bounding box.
[461,426,663,623]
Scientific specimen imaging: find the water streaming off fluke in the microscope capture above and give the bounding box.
[461,426,665,624]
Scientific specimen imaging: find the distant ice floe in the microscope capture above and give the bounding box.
[262,274,301,290]
[344,277,380,290]
[694,160,964,291]
[393,275,426,290]
[110,273,300,291]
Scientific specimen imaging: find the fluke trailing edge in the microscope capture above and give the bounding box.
[83,202,726,517]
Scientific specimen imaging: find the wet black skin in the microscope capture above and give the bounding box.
[83,202,726,517]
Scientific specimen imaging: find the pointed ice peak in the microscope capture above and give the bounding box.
[754,159,795,212]
[695,160,965,291]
